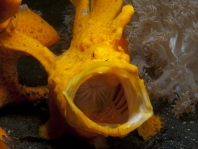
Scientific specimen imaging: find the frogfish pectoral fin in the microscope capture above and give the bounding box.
[0,4,59,74]
[0,30,55,75]
[63,61,153,137]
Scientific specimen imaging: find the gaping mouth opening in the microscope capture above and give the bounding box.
[74,74,129,125]
[63,61,153,137]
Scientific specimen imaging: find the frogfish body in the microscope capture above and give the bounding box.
[0,0,153,141]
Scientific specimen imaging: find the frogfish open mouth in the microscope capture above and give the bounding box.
[0,0,153,140]
[63,61,153,137]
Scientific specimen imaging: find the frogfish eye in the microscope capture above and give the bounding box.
[63,61,153,138]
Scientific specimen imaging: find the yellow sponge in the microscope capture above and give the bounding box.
[137,115,162,140]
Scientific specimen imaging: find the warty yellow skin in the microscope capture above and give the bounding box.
[39,0,153,138]
[0,0,158,142]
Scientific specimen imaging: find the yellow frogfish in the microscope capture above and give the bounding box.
[0,0,161,146]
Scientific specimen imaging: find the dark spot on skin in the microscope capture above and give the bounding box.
[112,29,116,33]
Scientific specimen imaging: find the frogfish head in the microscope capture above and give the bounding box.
[63,61,153,138]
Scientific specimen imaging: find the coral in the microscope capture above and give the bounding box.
[124,0,198,118]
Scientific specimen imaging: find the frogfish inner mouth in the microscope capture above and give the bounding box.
[74,74,129,125]
[63,61,153,137]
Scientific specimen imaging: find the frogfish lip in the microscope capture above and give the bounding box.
[63,61,153,138]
